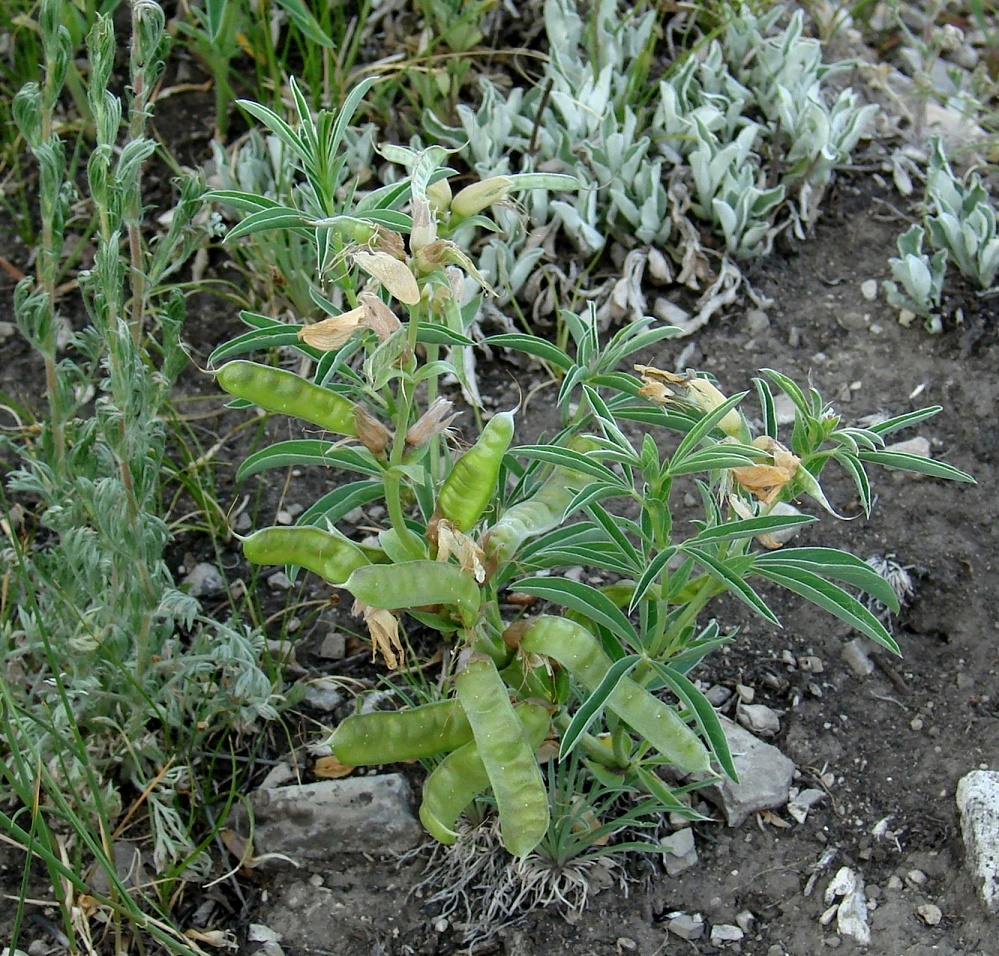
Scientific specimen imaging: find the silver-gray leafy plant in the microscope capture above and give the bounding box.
[425,0,877,287]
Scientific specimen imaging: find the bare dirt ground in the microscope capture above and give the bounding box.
[2,11,998,956]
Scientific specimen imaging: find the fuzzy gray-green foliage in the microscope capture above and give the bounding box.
[425,0,877,293]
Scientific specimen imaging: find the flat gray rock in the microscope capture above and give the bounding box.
[702,718,795,827]
[232,775,423,862]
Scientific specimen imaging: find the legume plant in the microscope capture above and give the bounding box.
[211,83,974,859]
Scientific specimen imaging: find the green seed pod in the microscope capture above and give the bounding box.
[437,411,515,532]
[455,659,549,857]
[482,441,595,568]
[330,700,473,766]
[345,560,481,627]
[242,525,370,585]
[520,616,711,775]
[216,360,358,436]
[419,702,550,845]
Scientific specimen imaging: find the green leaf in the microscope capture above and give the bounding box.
[481,334,574,370]
[754,548,901,608]
[297,480,384,528]
[414,323,475,346]
[236,440,382,481]
[754,376,778,437]
[515,445,620,483]
[834,451,872,516]
[684,547,780,625]
[669,392,748,469]
[224,206,307,241]
[753,564,900,653]
[629,547,678,612]
[274,0,335,46]
[585,500,642,571]
[691,513,817,545]
[509,577,639,647]
[208,325,315,365]
[635,767,712,819]
[520,546,642,577]
[858,450,975,483]
[560,656,641,760]
[650,663,737,781]
[867,406,942,437]
[666,443,767,476]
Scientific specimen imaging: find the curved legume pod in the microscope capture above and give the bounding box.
[216,360,358,436]
[242,525,370,585]
[330,700,473,766]
[436,411,515,532]
[345,560,481,627]
[419,702,550,845]
[482,439,596,569]
[454,659,550,857]
[520,616,711,775]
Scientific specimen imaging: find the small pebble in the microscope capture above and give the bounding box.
[616,938,637,952]
[434,918,448,933]
[887,875,904,891]
[917,903,942,926]
[860,279,878,301]
[842,639,874,677]
[668,914,705,941]
[736,683,755,703]
[906,869,928,888]
[710,923,745,943]
[910,717,924,731]
[276,510,294,525]
[267,571,293,590]
[735,910,755,933]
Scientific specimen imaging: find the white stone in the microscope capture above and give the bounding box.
[917,903,942,926]
[182,562,225,598]
[825,867,870,946]
[738,703,781,737]
[701,718,795,827]
[788,788,827,824]
[860,279,878,301]
[842,638,875,677]
[661,827,698,876]
[711,924,745,943]
[956,769,999,913]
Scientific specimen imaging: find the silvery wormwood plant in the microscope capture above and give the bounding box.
[884,137,998,331]
[424,0,878,314]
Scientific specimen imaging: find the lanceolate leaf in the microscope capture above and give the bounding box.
[482,334,574,370]
[867,406,942,437]
[753,564,900,653]
[297,480,384,528]
[236,440,382,481]
[629,547,678,612]
[684,546,780,625]
[560,655,641,760]
[754,547,900,608]
[858,450,975,483]
[510,577,639,647]
[691,513,817,545]
[651,662,737,781]
[515,445,621,483]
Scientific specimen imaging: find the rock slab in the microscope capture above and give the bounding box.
[703,718,795,827]
[956,769,999,913]
[234,774,423,861]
